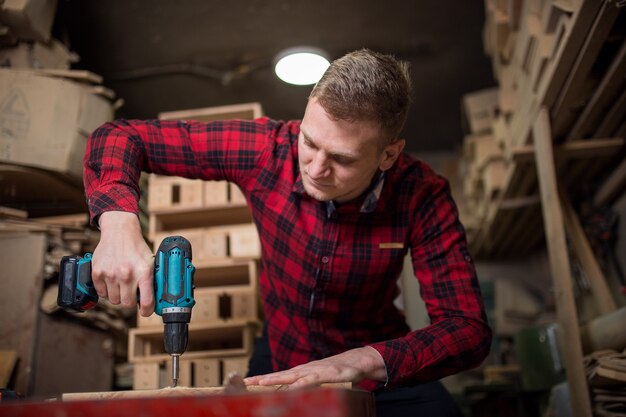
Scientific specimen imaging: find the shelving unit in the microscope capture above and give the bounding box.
[463,2,626,416]
[129,102,265,389]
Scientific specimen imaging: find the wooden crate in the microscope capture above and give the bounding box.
[153,224,260,263]
[193,358,221,387]
[462,88,500,134]
[158,102,264,122]
[222,356,249,380]
[229,183,247,205]
[148,175,204,211]
[193,286,258,323]
[133,363,160,390]
[133,357,237,389]
[228,224,261,259]
[203,181,229,207]
[128,321,257,363]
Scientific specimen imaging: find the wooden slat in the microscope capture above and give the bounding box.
[561,191,618,315]
[595,89,626,138]
[511,138,624,164]
[533,107,591,417]
[594,156,626,206]
[37,69,103,84]
[550,1,621,140]
[568,39,626,140]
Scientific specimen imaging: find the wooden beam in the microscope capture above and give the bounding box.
[533,107,592,417]
[561,191,618,315]
[511,137,624,164]
[594,156,626,206]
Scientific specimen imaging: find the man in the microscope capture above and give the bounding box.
[84,49,491,416]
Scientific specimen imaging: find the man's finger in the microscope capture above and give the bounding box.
[137,276,155,316]
[106,279,121,304]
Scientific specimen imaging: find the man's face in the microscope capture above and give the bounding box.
[298,98,405,203]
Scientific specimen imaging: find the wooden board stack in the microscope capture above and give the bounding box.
[130,103,264,390]
[461,0,625,258]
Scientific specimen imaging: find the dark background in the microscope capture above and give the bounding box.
[54,0,496,153]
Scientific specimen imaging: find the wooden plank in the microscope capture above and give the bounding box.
[595,89,626,138]
[0,206,27,219]
[37,69,103,84]
[594,156,626,206]
[533,107,591,417]
[561,191,618,315]
[0,233,46,395]
[568,39,626,140]
[158,102,264,122]
[35,213,89,227]
[63,383,353,401]
[0,350,17,387]
[550,1,621,140]
[511,138,624,164]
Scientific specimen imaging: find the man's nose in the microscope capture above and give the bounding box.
[308,152,330,179]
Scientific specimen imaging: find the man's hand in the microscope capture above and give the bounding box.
[92,211,155,316]
[244,346,387,389]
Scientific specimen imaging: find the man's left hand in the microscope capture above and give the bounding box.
[243,346,387,389]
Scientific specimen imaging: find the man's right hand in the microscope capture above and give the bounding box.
[92,211,155,316]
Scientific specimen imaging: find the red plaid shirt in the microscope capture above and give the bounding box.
[84,117,491,389]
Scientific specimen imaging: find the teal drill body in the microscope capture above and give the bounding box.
[58,235,195,386]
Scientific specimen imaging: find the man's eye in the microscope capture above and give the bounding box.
[333,156,354,165]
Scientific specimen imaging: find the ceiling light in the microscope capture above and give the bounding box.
[274,47,330,86]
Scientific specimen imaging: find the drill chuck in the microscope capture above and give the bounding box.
[163,307,192,355]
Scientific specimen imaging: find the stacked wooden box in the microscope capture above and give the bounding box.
[461,0,625,258]
[130,103,264,390]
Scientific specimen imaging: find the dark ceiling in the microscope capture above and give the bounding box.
[54,0,496,153]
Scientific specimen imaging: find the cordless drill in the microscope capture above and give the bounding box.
[57,235,196,387]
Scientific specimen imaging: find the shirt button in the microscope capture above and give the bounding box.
[321,256,329,264]
[464,255,472,262]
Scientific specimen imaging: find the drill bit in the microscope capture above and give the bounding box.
[172,354,180,387]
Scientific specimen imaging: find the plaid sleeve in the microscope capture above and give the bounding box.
[83,118,275,226]
[369,175,492,387]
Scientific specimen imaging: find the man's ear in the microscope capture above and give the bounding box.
[379,139,405,171]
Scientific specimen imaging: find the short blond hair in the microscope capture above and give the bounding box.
[310,49,411,141]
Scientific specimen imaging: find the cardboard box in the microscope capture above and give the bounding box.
[0,0,57,42]
[0,69,113,178]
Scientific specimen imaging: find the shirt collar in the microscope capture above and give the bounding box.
[325,172,386,218]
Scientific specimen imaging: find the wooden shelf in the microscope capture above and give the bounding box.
[148,203,252,237]
[469,138,624,258]
[128,320,259,363]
